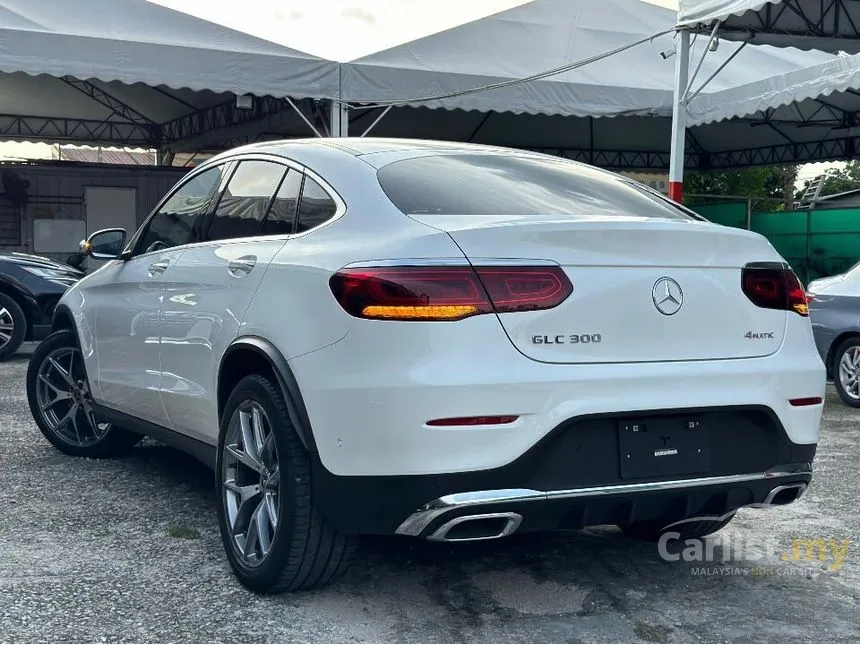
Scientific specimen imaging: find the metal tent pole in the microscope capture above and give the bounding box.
[330,101,349,137]
[668,28,690,203]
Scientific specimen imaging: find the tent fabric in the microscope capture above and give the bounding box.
[677,0,782,26]
[677,0,860,53]
[0,0,338,99]
[686,51,860,125]
[341,0,833,118]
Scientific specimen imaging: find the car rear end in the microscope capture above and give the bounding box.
[290,148,825,540]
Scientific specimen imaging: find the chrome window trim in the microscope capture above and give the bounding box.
[125,152,346,261]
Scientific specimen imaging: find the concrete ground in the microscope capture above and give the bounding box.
[1,343,857,643]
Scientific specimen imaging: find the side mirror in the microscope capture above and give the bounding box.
[81,228,127,260]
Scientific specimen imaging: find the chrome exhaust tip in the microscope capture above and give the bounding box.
[763,483,807,506]
[427,512,523,542]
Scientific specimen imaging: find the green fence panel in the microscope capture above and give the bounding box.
[681,204,860,283]
[690,202,748,229]
[750,210,808,235]
[766,234,807,261]
[809,209,860,234]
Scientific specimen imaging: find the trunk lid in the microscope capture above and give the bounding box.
[412,214,787,364]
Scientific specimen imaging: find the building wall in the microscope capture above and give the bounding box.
[0,162,188,260]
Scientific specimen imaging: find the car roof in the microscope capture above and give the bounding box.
[205,137,523,166]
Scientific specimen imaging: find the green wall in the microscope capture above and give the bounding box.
[690,203,860,284]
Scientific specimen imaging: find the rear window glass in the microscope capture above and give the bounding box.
[376,154,700,221]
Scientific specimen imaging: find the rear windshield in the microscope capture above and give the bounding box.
[377,153,701,221]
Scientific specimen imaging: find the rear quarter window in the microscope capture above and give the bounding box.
[376,153,701,221]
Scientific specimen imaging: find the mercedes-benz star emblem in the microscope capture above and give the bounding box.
[652,277,683,315]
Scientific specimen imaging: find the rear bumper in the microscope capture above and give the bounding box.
[290,312,825,477]
[311,405,817,535]
[396,463,812,539]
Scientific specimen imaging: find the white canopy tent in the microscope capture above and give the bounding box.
[670,0,860,201]
[340,0,831,122]
[687,50,860,125]
[677,0,860,52]
[0,0,340,155]
[0,0,844,172]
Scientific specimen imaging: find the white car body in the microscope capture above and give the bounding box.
[53,138,824,543]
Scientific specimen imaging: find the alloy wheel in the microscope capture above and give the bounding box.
[222,401,280,567]
[0,307,14,352]
[34,346,110,446]
[838,345,860,400]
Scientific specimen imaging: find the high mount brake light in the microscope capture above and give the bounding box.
[741,264,809,316]
[329,265,573,321]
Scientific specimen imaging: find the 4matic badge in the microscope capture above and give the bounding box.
[745,331,775,339]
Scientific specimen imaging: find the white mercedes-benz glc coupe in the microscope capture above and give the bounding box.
[26,138,825,593]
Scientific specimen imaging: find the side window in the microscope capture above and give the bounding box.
[134,165,225,256]
[261,169,303,236]
[296,176,338,233]
[206,160,287,241]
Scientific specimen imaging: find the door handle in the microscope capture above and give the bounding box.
[227,256,257,277]
[148,260,169,277]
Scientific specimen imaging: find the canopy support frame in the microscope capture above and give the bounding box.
[669,28,691,202]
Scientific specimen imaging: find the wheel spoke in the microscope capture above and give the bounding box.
[226,444,263,473]
[48,357,77,389]
[255,500,273,557]
[0,331,10,343]
[55,403,81,441]
[224,480,261,532]
[267,464,280,489]
[261,432,276,470]
[244,505,262,558]
[265,491,278,528]
[250,406,266,456]
[38,374,69,398]
[239,410,262,463]
[41,389,72,412]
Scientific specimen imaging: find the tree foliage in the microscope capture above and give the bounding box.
[684,165,797,211]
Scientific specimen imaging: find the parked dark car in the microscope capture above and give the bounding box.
[0,251,84,360]
[807,261,860,406]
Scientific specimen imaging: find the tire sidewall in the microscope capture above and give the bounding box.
[215,374,308,591]
[0,292,26,361]
[833,338,860,408]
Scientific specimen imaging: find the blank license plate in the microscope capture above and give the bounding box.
[618,416,710,479]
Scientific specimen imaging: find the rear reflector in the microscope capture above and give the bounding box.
[789,397,823,407]
[426,415,519,426]
[330,265,572,321]
[741,264,809,316]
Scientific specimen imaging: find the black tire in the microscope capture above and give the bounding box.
[621,511,736,541]
[0,292,26,361]
[832,337,860,408]
[216,374,357,594]
[26,329,141,458]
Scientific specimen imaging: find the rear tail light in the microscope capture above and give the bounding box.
[329,265,572,321]
[741,263,809,316]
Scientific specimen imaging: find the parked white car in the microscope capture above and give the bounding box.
[26,138,825,593]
